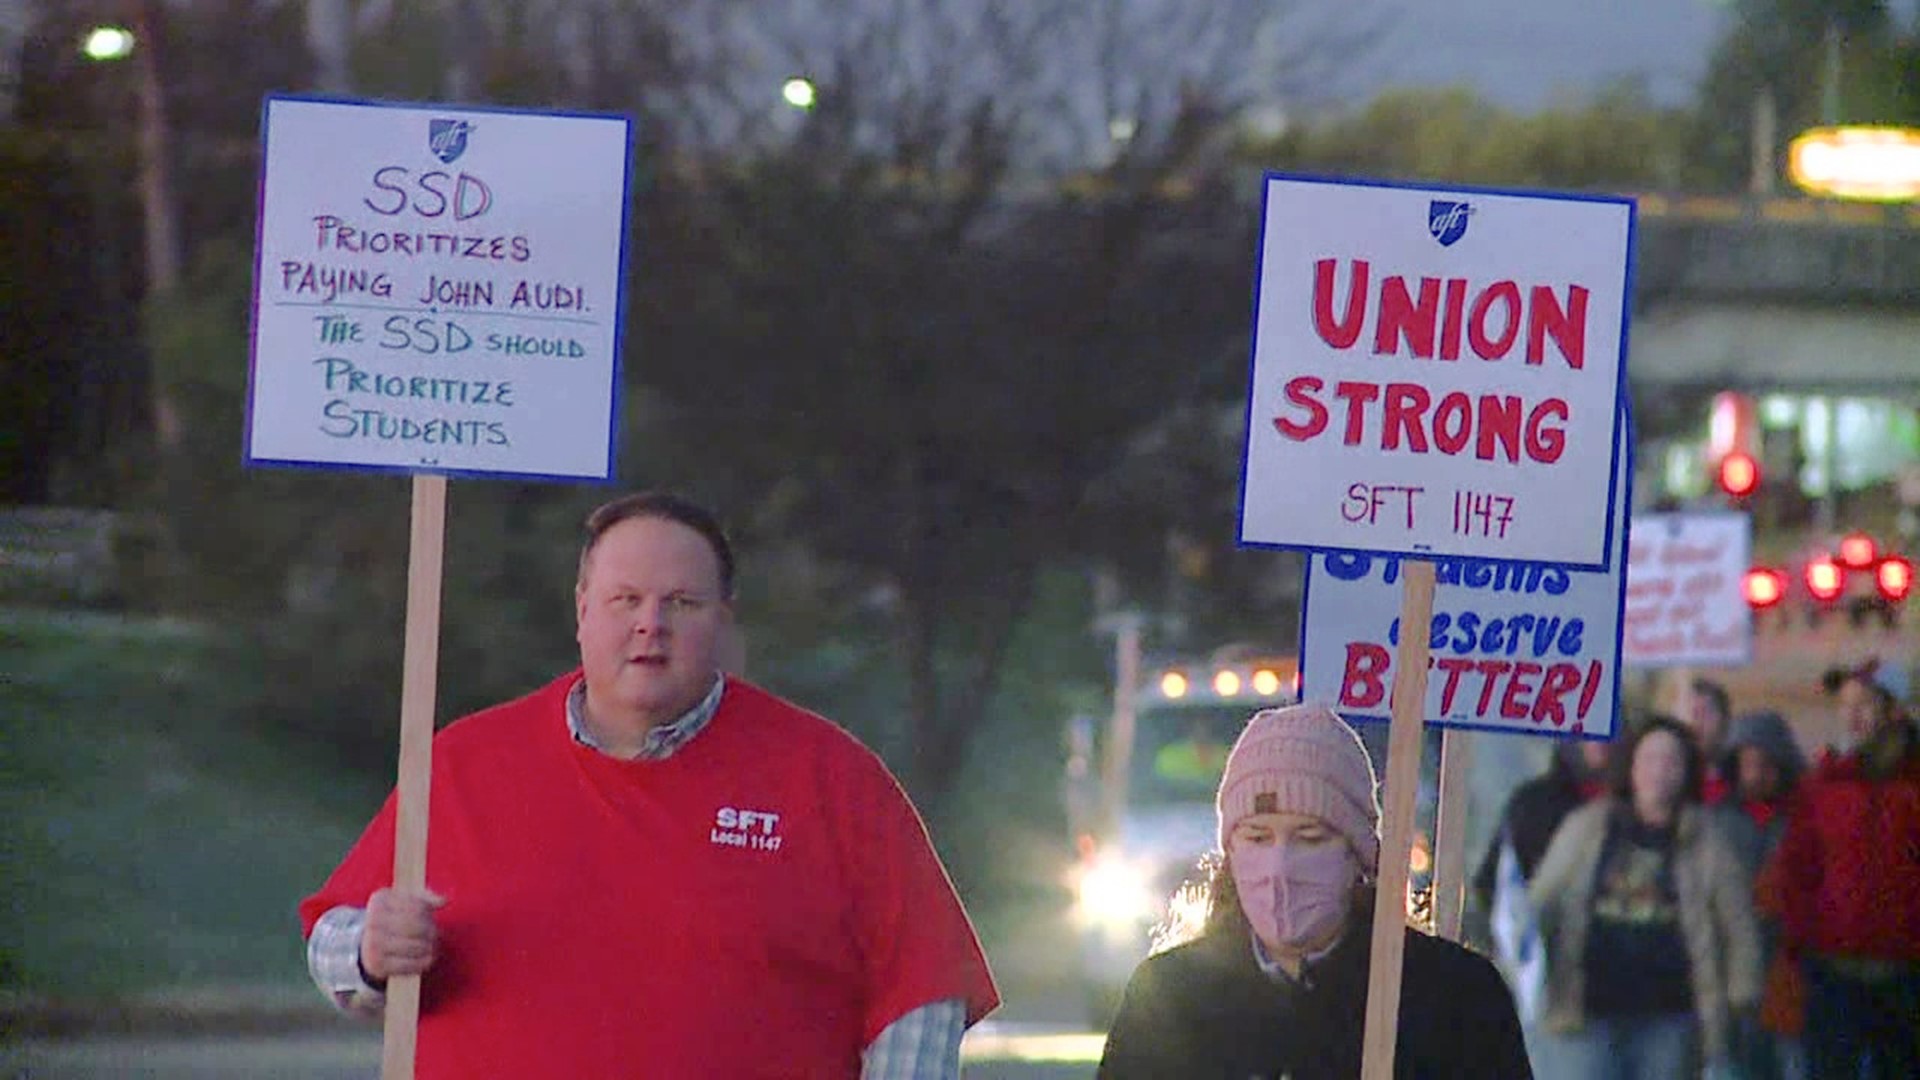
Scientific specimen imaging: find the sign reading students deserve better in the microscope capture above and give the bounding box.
[246,96,633,480]
[1299,433,1630,739]
[1239,175,1633,569]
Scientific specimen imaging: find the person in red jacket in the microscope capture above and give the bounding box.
[1766,662,1920,1080]
[299,491,998,1079]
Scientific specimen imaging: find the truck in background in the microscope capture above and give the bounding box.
[1061,626,1302,1023]
[1061,624,1445,1025]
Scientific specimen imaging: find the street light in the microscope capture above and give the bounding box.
[1777,8,1920,203]
[1788,125,1920,202]
[78,3,183,452]
[781,77,816,111]
[82,26,136,62]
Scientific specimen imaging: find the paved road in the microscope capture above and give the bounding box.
[4,1023,1100,1079]
[8,898,1104,1078]
[8,894,1104,1078]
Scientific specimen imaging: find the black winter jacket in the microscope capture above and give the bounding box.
[1098,915,1532,1079]
[1471,766,1593,908]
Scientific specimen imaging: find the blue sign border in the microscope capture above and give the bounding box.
[1296,407,1636,742]
[1236,170,1636,573]
[243,92,635,484]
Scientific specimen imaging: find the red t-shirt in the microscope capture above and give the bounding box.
[299,674,999,1079]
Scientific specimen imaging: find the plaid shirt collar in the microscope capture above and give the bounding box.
[565,672,726,760]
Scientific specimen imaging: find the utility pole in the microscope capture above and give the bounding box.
[1816,16,1842,533]
[1822,18,1843,127]
[1096,611,1144,838]
[443,0,475,100]
[1749,88,1777,196]
[306,0,353,95]
[0,0,26,120]
[129,0,180,448]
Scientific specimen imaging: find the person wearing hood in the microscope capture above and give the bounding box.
[1720,711,1809,1080]
[1097,703,1531,1079]
[1765,662,1920,1080]
[1719,710,1806,874]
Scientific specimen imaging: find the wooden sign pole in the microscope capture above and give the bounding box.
[1359,558,1436,1080]
[380,475,447,1080]
[1432,729,1474,941]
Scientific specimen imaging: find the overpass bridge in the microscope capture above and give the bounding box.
[1631,194,1920,394]
[1139,183,1917,395]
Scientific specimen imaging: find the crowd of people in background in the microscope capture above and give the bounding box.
[1476,664,1920,1080]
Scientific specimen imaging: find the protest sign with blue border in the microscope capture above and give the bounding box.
[245,94,633,482]
[1238,173,1633,571]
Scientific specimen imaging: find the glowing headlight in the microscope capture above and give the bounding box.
[1074,853,1157,930]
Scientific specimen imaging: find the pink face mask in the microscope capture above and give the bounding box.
[1230,839,1357,950]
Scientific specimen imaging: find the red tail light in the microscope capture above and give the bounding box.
[1839,532,1878,569]
[1743,568,1787,609]
[1877,557,1913,602]
[1805,558,1845,602]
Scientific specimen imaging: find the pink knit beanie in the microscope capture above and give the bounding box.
[1215,702,1381,873]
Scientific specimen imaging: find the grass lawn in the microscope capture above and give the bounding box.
[0,605,1086,1024]
[2,608,386,1001]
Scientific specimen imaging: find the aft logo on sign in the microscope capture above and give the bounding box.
[428,118,473,164]
[1428,199,1473,246]
[712,805,784,852]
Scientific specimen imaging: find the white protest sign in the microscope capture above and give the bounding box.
[1622,512,1753,668]
[1301,436,1630,739]
[1239,175,1632,569]
[246,96,632,480]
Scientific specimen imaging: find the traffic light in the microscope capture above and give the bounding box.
[1709,392,1761,506]
[1718,451,1760,499]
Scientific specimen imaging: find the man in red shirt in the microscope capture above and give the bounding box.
[1767,662,1920,1080]
[300,491,998,1078]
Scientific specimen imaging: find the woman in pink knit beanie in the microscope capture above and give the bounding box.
[1098,702,1532,1078]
